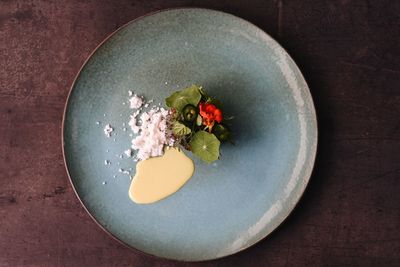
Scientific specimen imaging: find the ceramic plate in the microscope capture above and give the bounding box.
[63,8,317,261]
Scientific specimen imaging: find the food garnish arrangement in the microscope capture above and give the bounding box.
[100,85,232,204]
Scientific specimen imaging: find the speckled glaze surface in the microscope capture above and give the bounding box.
[63,8,317,261]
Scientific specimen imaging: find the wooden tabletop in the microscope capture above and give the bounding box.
[1,1,399,266]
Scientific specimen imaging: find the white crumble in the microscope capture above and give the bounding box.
[106,93,174,163]
[104,124,113,137]
[113,138,116,142]
[129,94,143,109]
[128,115,140,134]
[96,121,100,125]
[113,175,116,178]
[103,114,106,117]
[124,149,132,157]
[130,107,174,161]
[118,168,130,175]
[104,160,110,165]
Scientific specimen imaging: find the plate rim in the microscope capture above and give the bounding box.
[62,7,318,262]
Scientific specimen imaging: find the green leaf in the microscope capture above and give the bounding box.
[172,121,191,136]
[190,131,220,163]
[165,91,181,108]
[207,97,223,109]
[212,124,231,142]
[165,85,202,112]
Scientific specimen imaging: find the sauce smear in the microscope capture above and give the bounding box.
[129,147,194,204]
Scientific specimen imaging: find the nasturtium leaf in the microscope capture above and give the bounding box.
[165,85,202,112]
[165,91,181,108]
[172,121,191,136]
[190,131,220,163]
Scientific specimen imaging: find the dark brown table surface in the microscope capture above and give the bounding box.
[1,1,399,266]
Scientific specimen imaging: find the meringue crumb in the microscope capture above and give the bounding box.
[129,94,143,109]
[104,124,113,137]
[130,106,174,161]
[124,149,132,157]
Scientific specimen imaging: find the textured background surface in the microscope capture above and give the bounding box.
[0,0,399,266]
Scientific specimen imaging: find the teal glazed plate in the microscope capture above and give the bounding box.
[63,8,317,261]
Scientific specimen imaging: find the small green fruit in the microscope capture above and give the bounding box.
[182,104,198,122]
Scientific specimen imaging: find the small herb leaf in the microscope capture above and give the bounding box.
[172,121,191,136]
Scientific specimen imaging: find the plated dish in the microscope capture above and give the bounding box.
[62,8,317,261]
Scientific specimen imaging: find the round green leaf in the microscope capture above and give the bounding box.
[190,131,220,163]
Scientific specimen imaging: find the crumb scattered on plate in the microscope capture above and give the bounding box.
[104,124,113,137]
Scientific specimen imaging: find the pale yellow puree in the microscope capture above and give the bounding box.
[129,147,194,204]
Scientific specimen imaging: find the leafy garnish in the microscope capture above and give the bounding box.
[190,131,220,163]
[165,85,202,112]
[172,121,191,136]
[165,85,232,163]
